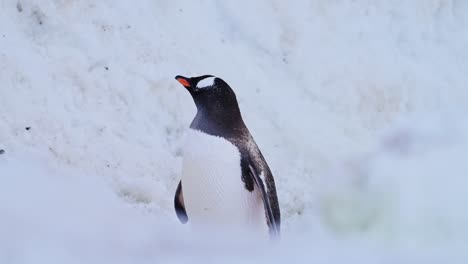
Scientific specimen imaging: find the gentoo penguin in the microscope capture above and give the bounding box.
[173,74,281,237]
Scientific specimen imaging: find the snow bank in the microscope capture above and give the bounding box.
[1,0,468,262]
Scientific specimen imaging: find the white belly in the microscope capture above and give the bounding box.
[181,129,267,235]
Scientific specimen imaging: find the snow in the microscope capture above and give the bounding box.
[1,0,468,262]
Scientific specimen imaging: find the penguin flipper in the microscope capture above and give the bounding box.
[174,180,188,224]
[247,163,280,237]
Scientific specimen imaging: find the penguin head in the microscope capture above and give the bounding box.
[175,75,216,93]
[175,75,241,116]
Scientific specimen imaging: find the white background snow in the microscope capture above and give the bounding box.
[1,0,468,262]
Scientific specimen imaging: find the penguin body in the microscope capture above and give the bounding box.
[174,75,280,237]
[181,128,267,233]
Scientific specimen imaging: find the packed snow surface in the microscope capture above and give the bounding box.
[1,0,468,262]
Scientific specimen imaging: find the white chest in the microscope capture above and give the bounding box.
[181,129,266,234]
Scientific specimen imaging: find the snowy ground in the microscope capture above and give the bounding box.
[1,0,468,263]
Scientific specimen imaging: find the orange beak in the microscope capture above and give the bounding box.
[175,75,191,88]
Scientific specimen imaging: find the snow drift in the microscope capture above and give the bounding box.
[1,0,468,262]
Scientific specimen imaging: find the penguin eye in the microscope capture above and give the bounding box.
[196,77,216,90]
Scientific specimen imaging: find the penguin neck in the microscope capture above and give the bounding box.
[190,106,248,140]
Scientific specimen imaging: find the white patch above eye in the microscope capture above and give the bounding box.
[196,77,216,89]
